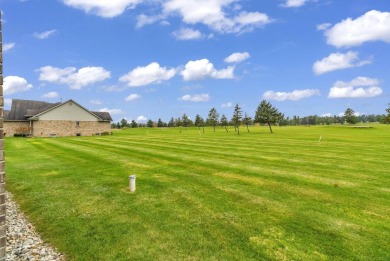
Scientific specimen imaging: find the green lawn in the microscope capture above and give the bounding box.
[6,125,390,260]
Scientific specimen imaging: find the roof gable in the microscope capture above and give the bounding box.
[30,100,101,121]
[5,99,112,122]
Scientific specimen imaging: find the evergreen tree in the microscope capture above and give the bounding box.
[175,117,182,127]
[182,113,189,129]
[157,118,164,127]
[176,117,182,133]
[147,119,154,128]
[208,107,219,132]
[254,100,283,133]
[220,114,229,132]
[195,114,202,130]
[168,117,175,127]
[130,120,138,128]
[385,104,390,124]
[232,104,243,135]
[242,112,252,132]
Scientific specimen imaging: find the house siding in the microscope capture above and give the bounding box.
[36,101,99,121]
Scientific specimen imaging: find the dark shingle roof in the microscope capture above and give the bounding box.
[5,99,59,121]
[5,99,112,121]
[91,111,113,122]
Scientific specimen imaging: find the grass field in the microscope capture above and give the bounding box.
[5,125,390,260]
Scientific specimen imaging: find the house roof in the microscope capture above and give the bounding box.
[4,99,112,122]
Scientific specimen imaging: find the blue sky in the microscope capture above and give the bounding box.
[2,0,390,123]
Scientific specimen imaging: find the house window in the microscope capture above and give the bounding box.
[76,121,80,127]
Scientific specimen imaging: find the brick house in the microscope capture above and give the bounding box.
[4,99,112,137]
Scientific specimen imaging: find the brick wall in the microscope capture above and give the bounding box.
[32,120,111,137]
[0,12,6,261]
[3,121,31,137]
[3,120,111,137]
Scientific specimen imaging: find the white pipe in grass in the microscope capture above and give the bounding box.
[129,175,136,192]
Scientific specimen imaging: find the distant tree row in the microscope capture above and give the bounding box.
[112,102,390,132]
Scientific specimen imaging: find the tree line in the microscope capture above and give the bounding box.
[112,101,390,133]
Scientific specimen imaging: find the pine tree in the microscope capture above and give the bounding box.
[242,112,252,132]
[168,117,175,127]
[130,120,138,128]
[254,100,283,133]
[220,114,229,132]
[182,113,189,129]
[385,104,390,124]
[232,104,242,135]
[147,119,154,128]
[208,107,219,132]
[195,114,202,130]
[157,118,164,127]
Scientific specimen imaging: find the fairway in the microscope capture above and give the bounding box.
[5,125,390,260]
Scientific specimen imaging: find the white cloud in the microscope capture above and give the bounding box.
[63,0,271,34]
[90,99,103,105]
[280,0,308,8]
[172,28,203,40]
[125,93,141,102]
[136,115,147,123]
[3,76,33,95]
[317,23,331,31]
[119,62,176,87]
[99,108,123,115]
[324,10,390,47]
[3,43,15,52]
[38,66,110,89]
[34,29,57,40]
[62,0,142,18]
[162,0,271,34]
[41,91,59,99]
[321,113,333,117]
[337,111,363,117]
[179,93,210,102]
[313,51,371,75]
[136,14,164,28]
[224,52,250,63]
[263,89,320,101]
[181,59,234,81]
[221,102,233,108]
[102,85,127,92]
[328,77,383,98]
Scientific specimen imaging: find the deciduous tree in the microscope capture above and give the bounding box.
[344,108,357,124]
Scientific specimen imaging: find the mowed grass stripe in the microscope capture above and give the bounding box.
[40,131,390,210]
[5,126,390,260]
